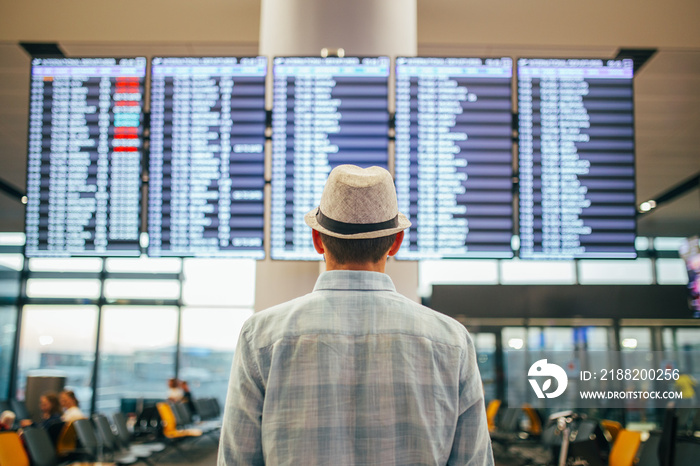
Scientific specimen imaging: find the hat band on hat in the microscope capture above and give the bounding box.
[316,208,399,235]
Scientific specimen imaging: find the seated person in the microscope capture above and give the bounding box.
[0,410,15,430]
[20,392,63,430]
[167,378,184,403]
[180,380,196,413]
[59,390,86,423]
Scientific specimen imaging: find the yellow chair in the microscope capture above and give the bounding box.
[486,399,501,432]
[0,431,30,466]
[601,419,623,443]
[56,420,78,457]
[156,402,202,439]
[521,403,542,436]
[608,429,641,466]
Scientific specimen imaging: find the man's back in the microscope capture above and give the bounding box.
[218,270,493,465]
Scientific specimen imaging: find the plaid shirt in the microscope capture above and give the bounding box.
[218,270,493,466]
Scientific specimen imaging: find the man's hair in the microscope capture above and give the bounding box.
[320,233,397,264]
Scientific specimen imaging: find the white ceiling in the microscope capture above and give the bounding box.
[0,0,698,238]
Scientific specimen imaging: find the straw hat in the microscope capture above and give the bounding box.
[304,165,411,239]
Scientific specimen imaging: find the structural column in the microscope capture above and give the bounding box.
[260,0,416,58]
[255,0,419,310]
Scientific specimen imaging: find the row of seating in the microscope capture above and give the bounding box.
[0,425,98,466]
[486,400,700,466]
[154,399,222,460]
[1,428,58,466]
[192,397,222,422]
[158,402,220,438]
[0,396,223,466]
[133,397,222,436]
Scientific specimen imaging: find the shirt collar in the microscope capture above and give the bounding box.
[313,270,397,292]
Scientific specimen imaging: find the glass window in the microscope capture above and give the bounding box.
[543,328,576,351]
[418,260,498,296]
[583,327,614,394]
[675,328,700,351]
[585,327,611,350]
[179,307,253,406]
[524,327,579,351]
[578,259,654,284]
[17,305,98,409]
[0,254,23,271]
[0,306,17,400]
[105,257,182,274]
[502,327,527,409]
[0,263,21,302]
[670,328,700,378]
[635,237,650,251]
[474,333,497,352]
[526,327,543,350]
[26,279,101,300]
[653,237,686,251]
[503,327,527,351]
[618,327,655,423]
[28,258,103,272]
[662,328,674,351]
[619,327,652,351]
[520,327,594,413]
[656,258,688,285]
[96,306,178,413]
[471,333,497,402]
[0,250,21,399]
[0,233,25,246]
[500,259,576,285]
[182,259,255,307]
[103,280,180,300]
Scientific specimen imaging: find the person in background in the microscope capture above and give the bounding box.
[20,392,62,430]
[180,380,196,414]
[675,372,698,407]
[167,378,184,403]
[59,390,86,423]
[0,410,15,431]
[218,165,493,465]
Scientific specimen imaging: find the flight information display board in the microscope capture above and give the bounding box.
[148,57,267,258]
[25,57,146,257]
[518,58,636,259]
[270,56,390,260]
[395,57,515,260]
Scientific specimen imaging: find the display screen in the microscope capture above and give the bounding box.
[394,57,514,259]
[25,57,146,257]
[270,56,390,260]
[148,57,267,258]
[518,58,636,259]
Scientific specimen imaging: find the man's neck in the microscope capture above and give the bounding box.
[324,257,387,273]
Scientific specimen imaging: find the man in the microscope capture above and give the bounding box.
[218,165,493,465]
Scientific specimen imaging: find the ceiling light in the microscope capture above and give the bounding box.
[508,338,524,350]
[639,200,656,212]
[621,338,638,349]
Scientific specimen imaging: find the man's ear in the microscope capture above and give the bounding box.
[312,229,325,254]
[387,231,404,257]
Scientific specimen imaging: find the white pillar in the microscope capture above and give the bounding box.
[255,0,419,311]
[259,0,417,58]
